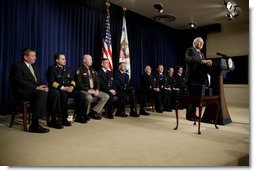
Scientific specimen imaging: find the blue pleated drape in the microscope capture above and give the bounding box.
[0,0,202,114]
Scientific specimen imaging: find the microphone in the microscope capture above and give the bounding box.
[216,52,228,58]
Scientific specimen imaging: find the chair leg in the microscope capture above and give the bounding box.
[46,112,50,126]
[23,104,29,132]
[9,112,16,128]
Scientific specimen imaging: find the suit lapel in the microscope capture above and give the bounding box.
[21,61,38,83]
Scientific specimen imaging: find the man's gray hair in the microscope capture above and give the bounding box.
[193,37,203,47]
[83,54,91,60]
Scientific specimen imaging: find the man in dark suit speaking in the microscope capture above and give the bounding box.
[10,48,49,133]
[185,37,213,120]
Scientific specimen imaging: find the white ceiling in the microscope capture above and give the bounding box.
[109,0,249,30]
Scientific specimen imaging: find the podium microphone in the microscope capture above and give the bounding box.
[216,52,228,58]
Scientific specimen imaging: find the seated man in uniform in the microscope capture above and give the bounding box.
[139,65,157,115]
[166,67,178,109]
[97,58,117,119]
[174,66,187,95]
[75,54,109,120]
[47,52,87,126]
[10,48,49,133]
[154,64,171,112]
[114,62,139,117]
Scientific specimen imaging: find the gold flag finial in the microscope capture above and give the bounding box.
[123,7,127,15]
[106,0,110,15]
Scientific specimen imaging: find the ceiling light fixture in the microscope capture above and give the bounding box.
[189,22,197,29]
[224,0,240,21]
[153,4,163,14]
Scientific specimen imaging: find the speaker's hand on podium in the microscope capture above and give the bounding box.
[201,59,213,66]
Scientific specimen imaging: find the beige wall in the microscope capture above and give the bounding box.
[224,84,249,107]
[206,22,249,106]
[206,22,249,58]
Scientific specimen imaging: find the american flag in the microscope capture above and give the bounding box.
[102,14,113,71]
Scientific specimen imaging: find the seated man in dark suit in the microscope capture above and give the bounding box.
[10,48,49,133]
[98,58,120,119]
[139,65,157,115]
[174,66,187,95]
[154,64,171,112]
[47,52,87,126]
[114,62,139,117]
[166,67,178,109]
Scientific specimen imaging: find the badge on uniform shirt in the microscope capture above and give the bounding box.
[76,70,80,75]
[67,74,70,78]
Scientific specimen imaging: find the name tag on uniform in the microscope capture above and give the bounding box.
[83,73,87,76]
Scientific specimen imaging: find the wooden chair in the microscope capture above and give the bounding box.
[8,65,31,131]
[9,100,31,131]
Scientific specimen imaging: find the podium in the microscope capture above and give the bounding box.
[201,57,232,125]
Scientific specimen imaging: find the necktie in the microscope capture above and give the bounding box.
[87,69,94,89]
[198,51,203,60]
[29,64,37,82]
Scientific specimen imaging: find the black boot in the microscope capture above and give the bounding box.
[88,110,102,120]
[139,108,150,116]
[130,110,139,117]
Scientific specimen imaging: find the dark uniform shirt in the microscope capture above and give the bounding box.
[154,72,167,89]
[174,74,185,89]
[75,65,100,91]
[47,64,75,89]
[114,70,130,91]
[140,73,156,92]
[165,74,176,90]
[97,68,115,94]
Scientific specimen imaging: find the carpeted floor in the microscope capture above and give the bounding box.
[0,105,249,166]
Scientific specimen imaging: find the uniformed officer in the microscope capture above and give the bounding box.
[114,62,139,117]
[97,58,117,119]
[166,67,178,109]
[47,52,87,127]
[154,64,171,112]
[139,65,156,115]
[174,66,187,95]
[75,54,109,120]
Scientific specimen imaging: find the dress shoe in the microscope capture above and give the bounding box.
[75,117,87,124]
[29,124,50,133]
[186,115,200,121]
[155,109,163,113]
[106,115,114,119]
[130,111,140,117]
[163,108,172,112]
[48,122,64,129]
[88,111,102,120]
[63,120,72,127]
[139,110,150,116]
[115,112,128,117]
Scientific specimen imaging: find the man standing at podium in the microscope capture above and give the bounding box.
[185,37,213,120]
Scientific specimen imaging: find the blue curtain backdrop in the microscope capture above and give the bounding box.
[0,0,203,114]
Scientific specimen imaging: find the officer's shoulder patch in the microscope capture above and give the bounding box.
[76,69,80,75]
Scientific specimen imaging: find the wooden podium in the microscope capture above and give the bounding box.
[201,58,232,125]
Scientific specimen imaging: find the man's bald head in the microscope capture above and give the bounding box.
[83,54,93,67]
